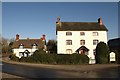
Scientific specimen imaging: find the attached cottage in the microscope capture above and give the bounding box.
[56,17,108,64]
[12,34,46,58]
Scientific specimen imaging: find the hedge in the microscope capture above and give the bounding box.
[9,53,89,64]
[18,53,89,64]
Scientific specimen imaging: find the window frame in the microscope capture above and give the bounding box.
[93,32,99,36]
[66,40,72,45]
[66,49,72,54]
[93,49,96,55]
[80,32,85,36]
[93,40,99,45]
[80,40,85,45]
[66,32,72,36]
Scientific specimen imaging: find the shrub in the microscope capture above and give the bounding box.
[95,42,110,64]
[9,54,19,62]
[20,57,28,62]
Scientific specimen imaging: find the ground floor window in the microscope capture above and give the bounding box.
[66,49,72,54]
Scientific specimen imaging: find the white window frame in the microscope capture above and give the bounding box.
[93,49,96,55]
[80,40,85,45]
[80,32,85,36]
[66,32,72,36]
[93,32,99,36]
[66,40,72,45]
[93,40,99,45]
[66,49,72,54]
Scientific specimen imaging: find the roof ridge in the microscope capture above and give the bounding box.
[19,38,41,40]
[62,22,98,23]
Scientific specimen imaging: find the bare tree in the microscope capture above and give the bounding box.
[1,36,15,54]
[2,37,9,54]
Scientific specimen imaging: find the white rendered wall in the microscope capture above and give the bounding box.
[13,48,38,58]
[57,31,107,59]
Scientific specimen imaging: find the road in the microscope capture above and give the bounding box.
[1,57,120,79]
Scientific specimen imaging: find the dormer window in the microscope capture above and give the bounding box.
[66,32,72,36]
[19,44,24,49]
[32,43,37,49]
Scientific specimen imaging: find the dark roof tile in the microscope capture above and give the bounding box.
[56,22,108,31]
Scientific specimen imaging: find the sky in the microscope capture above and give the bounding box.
[2,2,119,41]
[1,0,120,2]
[118,2,120,38]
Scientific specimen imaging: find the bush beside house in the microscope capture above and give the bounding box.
[9,54,19,62]
[95,42,110,64]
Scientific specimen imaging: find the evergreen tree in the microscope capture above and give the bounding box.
[95,42,110,64]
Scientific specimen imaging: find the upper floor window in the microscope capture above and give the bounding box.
[80,32,85,36]
[93,32,99,36]
[66,32,72,36]
[66,40,72,45]
[19,44,24,49]
[93,49,96,55]
[93,40,99,45]
[80,40,85,45]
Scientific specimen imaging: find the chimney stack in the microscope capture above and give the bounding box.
[57,16,60,22]
[41,34,46,41]
[16,34,19,41]
[56,16,61,27]
[98,18,103,25]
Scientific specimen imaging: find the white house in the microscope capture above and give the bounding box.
[56,17,108,64]
[12,34,46,58]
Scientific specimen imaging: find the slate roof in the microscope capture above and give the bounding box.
[12,39,44,48]
[108,38,120,48]
[56,22,108,31]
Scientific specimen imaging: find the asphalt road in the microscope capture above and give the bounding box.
[1,55,120,79]
[2,61,120,79]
